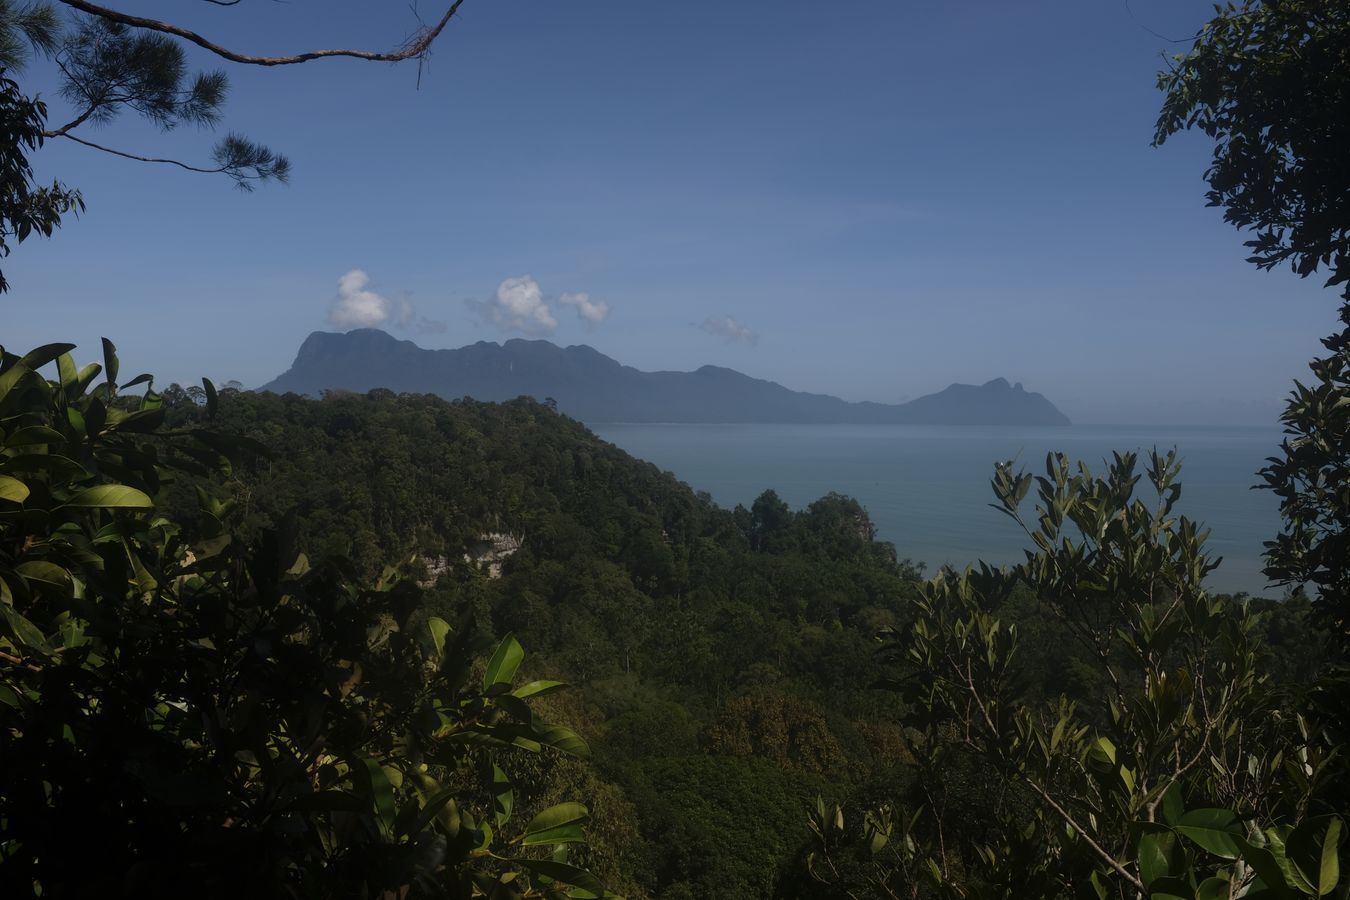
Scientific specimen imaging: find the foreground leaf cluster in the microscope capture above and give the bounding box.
[806,451,1346,899]
[0,341,609,898]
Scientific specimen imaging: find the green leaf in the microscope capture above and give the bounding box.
[407,787,460,837]
[1,454,89,480]
[119,373,152,390]
[0,475,29,503]
[1161,785,1184,826]
[1139,828,1181,887]
[1175,808,1242,859]
[1287,815,1343,896]
[19,343,76,371]
[5,425,63,447]
[202,377,218,418]
[357,758,397,837]
[1235,839,1294,900]
[521,802,589,846]
[0,604,51,655]
[1195,877,1230,900]
[493,763,514,828]
[532,722,590,757]
[15,561,72,594]
[56,352,77,390]
[63,484,153,509]
[101,338,119,390]
[509,858,605,896]
[511,679,567,699]
[483,633,524,689]
[427,616,451,662]
[74,363,102,397]
[110,408,165,434]
[1247,831,1312,900]
[0,362,32,405]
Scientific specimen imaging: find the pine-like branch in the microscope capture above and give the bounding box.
[53,0,468,67]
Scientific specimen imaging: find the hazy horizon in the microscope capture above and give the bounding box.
[5,0,1338,426]
[264,326,1292,427]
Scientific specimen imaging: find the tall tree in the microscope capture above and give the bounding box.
[1155,0,1350,637]
[1153,0,1350,311]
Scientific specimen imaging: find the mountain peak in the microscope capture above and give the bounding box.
[261,331,1069,426]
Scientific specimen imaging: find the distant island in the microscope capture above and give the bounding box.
[260,329,1072,426]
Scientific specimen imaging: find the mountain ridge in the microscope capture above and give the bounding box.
[260,329,1071,426]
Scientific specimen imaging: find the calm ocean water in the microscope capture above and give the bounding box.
[592,424,1287,597]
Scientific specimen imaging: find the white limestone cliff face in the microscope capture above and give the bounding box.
[419,532,522,586]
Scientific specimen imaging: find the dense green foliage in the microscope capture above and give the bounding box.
[3,349,1338,898]
[148,385,923,896]
[0,342,607,898]
[1157,0,1350,659]
[1259,326,1350,633]
[805,452,1345,898]
[131,384,1330,898]
[1154,0,1350,307]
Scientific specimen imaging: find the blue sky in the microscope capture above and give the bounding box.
[3,0,1338,423]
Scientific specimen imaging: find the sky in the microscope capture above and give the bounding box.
[3,0,1340,424]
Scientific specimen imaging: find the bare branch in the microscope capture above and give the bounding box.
[53,0,468,67]
[57,132,232,175]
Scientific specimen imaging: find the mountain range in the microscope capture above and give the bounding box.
[260,329,1071,426]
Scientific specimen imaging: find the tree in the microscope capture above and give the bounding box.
[1155,0,1350,650]
[0,339,609,897]
[0,68,81,290]
[0,0,469,289]
[1259,329,1350,635]
[1153,0,1350,310]
[804,453,1346,898]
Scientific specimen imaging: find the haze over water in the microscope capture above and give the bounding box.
[594,423,1285,597]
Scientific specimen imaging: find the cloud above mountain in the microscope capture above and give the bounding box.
[472,276,558,336]
[560,291,610,326]
[697,315,757,345]
[327,269,445,333]
[469,277,611,336]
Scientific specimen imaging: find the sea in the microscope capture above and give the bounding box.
[592,423,1288,597]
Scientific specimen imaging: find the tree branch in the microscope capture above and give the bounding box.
[56,132,230,174]
[53,0,468,67]
[43,100,101,137]
[1026,777,1146,893]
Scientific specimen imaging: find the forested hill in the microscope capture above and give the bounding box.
[259,328,1072,425]
[164,388,924,896]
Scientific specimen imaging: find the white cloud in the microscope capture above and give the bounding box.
[697,315,757,345]
[327,269,416,330]
[560,291,610,326]
[473,276,559,336]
